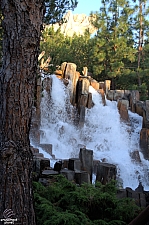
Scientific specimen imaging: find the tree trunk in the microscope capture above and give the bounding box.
[0,1,44,224]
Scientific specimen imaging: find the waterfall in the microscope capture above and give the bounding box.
[40,74,149,190]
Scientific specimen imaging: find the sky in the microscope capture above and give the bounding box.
[73,0,101,16]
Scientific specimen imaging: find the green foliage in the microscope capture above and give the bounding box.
[44,0,78,24]
[33,175,140,225]
[40,27,93,73]
[39,0,149,95]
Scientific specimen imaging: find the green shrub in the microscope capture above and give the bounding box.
[33,175,140,225]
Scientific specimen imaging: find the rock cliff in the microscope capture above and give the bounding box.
[46,10,97,36]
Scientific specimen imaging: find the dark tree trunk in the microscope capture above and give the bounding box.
[0,1,44,224]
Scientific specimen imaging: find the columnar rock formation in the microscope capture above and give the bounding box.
[31,61,149,161]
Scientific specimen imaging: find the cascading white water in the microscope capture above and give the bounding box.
[40,74,149,190]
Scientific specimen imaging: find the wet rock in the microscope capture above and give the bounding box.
[33,156,49,174]
[115,90,125,100]
[143,100,149,129]
[98,89,106,106]
[64,62,78,105]
[130,151,141,163]
[136,101,144,117]
[129,90,140,113]
[30,147,39,154]
[60,168,75,181]
[79,148,93,183]
[41,169,59,178]
[68,158,81,171]
[54,160,62,172]
[62,159,69,169]
[93,160,100,174]
[90,79,99,90]
[87,92,92,109]
[96,162,117,185]
[39,143,52,155]
[40,159,50,172]
[140,128,149,160]
[117,99,129,121]
[75,171,90,185]
[104,80,111,94]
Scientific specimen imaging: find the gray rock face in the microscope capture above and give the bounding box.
[46,11,97,36]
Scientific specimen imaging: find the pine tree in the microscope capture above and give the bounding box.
[91,0,137,89]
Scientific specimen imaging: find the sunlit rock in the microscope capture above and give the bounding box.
[130,90,140,113]
[136,101,144,117]
[117,99,129,121]
[46,11,97,37]
[98,89,106,106]
[65,62,78,105]
[104,80,111,94]
[90,79,99,90]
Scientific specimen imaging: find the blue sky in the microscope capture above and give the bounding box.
[73,0,101,15]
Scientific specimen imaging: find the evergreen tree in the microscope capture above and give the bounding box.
[40,27,94,73]
[131,0,149,87]
[67,31,94,72]
[91,0,137,89]
[44,0,78,24]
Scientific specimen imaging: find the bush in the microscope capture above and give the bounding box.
[33,175,140,225]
